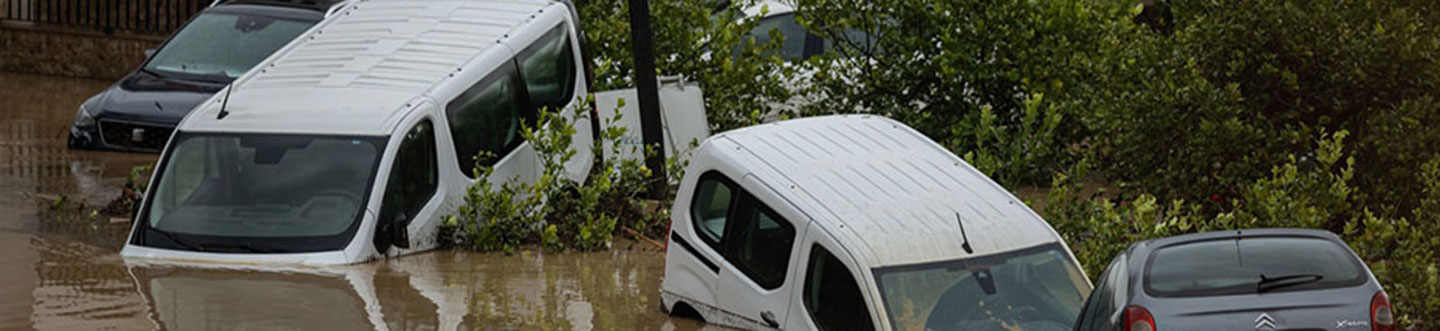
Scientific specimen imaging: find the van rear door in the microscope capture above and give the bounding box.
[593,79,710,162]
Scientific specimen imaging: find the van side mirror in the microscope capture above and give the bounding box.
[144,48,156,58]
[391,214,410,249]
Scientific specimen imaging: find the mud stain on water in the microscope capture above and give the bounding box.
[0,72,713,330]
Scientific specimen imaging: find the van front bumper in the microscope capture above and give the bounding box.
[120,244,358,266]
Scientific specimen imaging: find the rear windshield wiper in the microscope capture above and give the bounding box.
[1257,273,1324,293]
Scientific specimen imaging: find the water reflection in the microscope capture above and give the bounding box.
[0,72,153,236]
[123,248,703,330]
[6,231,708,330]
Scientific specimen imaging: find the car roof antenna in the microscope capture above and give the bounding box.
[217,85,232,120]
[956,213,974,254]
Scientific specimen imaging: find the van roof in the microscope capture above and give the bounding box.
[713,115,1066,268]
[180,0,559,136]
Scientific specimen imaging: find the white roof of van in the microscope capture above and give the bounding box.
[181,0,557,135]
[714,115,1065,268]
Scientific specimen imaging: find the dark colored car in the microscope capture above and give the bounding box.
[68,0,340,152]
[1074,228,1394,331]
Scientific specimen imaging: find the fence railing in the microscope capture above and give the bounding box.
[2,0,211,37]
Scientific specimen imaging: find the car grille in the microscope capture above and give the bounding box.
[98,120,174,151]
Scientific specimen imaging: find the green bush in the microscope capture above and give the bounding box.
[1083,0,1440,210]
[792,0,1127,186]
[561,0,1440,324]
[575,0,794,131]
[440,99,682,253]
[1047,132,1440,327]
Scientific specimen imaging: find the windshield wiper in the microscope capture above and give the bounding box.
[1257,273,1324,293]
[200,242,278,254]
[147,228,204,252]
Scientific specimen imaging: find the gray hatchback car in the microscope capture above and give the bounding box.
[1073,228,1394,331]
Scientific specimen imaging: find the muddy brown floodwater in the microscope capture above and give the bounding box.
[0,72,713,330]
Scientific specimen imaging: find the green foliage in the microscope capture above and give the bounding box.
[564,0,1438,324]
[441,97,682,253]
[1047,132,1440,326]
[1234,131,1355,230]
[794,0,1126,186]
[1044,159,1210,277]
[128,165,152,196]
[575,0,793,131]
[442,151,544,254]
[1083,0,1440,209]
[1346,158,1440,327]
[956,93,1065,186]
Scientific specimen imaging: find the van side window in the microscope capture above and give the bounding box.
[447,64,528,175]
[517,24,577,113]
[804,244,875,331]
[690,173,735,248]
[379,120,437,228]
[726,195,795,289]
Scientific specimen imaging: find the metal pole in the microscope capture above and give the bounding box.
[627,0,667,199]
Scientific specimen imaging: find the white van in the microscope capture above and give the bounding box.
[660,115,1093,330]
[122,0,601,265]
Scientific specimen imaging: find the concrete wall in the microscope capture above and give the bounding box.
[0,26,160,80]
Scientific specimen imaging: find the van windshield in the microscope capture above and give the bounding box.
[873,244,1090,331]
[138,133,384,253]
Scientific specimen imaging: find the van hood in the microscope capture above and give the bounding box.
[93,70,224,124]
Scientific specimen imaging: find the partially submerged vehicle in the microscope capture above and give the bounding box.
[68,0,347,152]
[660,115,1092,330]
[123,0,602,265]
[1074,228,1394,331]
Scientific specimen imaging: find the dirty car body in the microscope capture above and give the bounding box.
[1073,228,1395,331]
[660,115,1092,330]
[122,0,598,265]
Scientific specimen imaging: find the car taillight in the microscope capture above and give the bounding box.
[1125,306,1156,331]
[1372,291,1395,331]
[664,219,674,252]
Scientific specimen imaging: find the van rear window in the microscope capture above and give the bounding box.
[1145,236,1366,297]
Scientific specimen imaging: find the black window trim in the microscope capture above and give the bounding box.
[380,118,439,225]
[803,242,875,331]
[444,60,536,178]
[671,230,720,273]
[690,170,740,251]
[723,190,796,290]
[688,170,798,290]
[1141,234,1370,298]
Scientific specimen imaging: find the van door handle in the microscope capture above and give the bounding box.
[761,311,779,328]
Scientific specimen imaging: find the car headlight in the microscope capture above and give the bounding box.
[73,103,97,127]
